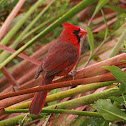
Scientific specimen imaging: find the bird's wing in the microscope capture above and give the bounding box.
[43,42,78,77]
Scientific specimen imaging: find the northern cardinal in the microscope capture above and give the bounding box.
[29,23,87,115]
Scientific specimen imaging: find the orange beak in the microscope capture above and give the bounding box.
[79,28,87,37]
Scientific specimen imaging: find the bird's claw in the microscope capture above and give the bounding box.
[69,70,76,80]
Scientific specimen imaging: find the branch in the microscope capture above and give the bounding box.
[6,81,114,110]
[0,72,116,108]
[1,87,120,125]
[1,67,18,87]
[4,108,102,118]
[0,79,115,100]
[0,44,40,65]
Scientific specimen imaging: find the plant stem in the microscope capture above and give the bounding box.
[0,113,43,126]
[0,81,114,100]
[21,10,67,41]
[109,29,126,58]
[5,81,115,111]
[0,44,40,65]
[44,88,120,110]
[2,87,120,126]
[4,108,102,118]
[1,67,18,86]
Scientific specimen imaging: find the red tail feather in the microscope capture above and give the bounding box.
[29,91,48,115]
[29,73,54,115]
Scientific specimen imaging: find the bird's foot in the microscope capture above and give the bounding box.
[69,70,76,80]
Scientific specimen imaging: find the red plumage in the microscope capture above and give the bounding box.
[29,23,87,115]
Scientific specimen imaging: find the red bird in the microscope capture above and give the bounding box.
[29,23,87,115]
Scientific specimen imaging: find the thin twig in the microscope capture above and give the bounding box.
[1,67,19,87]
[0,79,116,100]
[94,22,126,55]
[18,113,29,126]
[0,44,40,65]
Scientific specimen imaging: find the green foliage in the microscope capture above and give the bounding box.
[87,26,94,58]
[18,116,32,126]
[112,0,118,3]
[70,116,109,126]
[43,0,70,20]
[103,66,126,92]
[113,13,126,30]
[100,66,126,123]
[95,30,108,39]
[109,94,126,107]
[92,0,109,18]
[89,117,109,126]
[0,0,17,22]
[109,28,126,57]
[0,0,8,6]
[96,99,126,121]
[105,5,126,14]
[101,9,108,40]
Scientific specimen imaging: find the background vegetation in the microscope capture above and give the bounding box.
[0,0,126,125]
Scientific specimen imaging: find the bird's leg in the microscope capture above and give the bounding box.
[68,70,76,80]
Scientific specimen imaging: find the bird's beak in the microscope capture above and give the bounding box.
[79,28,87,37]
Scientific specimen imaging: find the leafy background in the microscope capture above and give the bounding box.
[0,0,126,125]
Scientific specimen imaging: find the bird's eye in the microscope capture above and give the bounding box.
[72,28,80,35]
[72,30,77,34]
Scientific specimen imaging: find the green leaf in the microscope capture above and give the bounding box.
[89,118,99,126]
[109,25,126,57]
[96,99,126,121]
[101,9,108,40]
[109,96,124,104]
[103,65,126,92]
[109,95,126,107]
[105,5,126,14]
[86,26,94,59]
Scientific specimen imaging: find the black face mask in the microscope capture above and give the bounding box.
[72,28,81,43]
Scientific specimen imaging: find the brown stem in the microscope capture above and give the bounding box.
[92,17,117,33]
[1,67,19,87]
[0,44,40,65]
[0,72,117,100]
[0,70,119,108]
